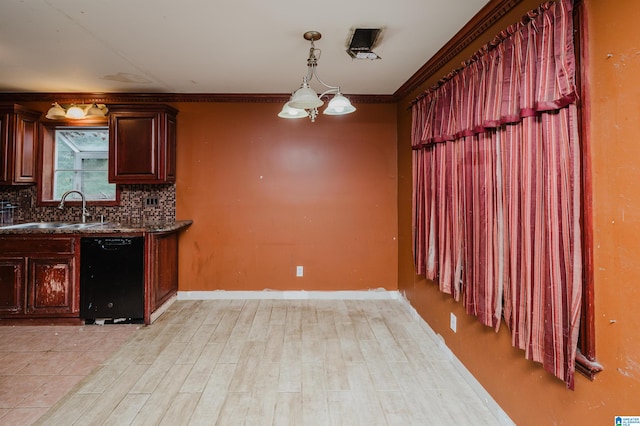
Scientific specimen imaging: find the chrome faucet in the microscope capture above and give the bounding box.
[58,190,90,223]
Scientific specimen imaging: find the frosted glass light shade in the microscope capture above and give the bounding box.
[85,103,107,118]
[323,93,356,115]
[65,105,85,119]
[45,103,66,119]
[278,102,309,119]
[289,86,323,109]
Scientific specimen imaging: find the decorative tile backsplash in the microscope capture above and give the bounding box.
[0,184,176,225]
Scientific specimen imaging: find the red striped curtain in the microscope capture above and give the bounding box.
[411,0,581,388]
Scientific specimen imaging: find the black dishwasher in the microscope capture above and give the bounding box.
[80,237,144,323]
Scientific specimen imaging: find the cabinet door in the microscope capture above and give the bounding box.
[0,258,25,315]
[149,232,178,313]
[108,105,178,184]
[0,105,40,185]
[13,112,38,183]
[109,111,159,183]
[27,256,76,315]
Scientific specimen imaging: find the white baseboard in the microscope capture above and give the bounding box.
[177,288,401,300]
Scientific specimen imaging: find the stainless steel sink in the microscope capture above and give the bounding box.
[0,221,108,230]
[64,222,109,229]
[1,222,73,229]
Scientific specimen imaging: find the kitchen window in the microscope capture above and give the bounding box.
[40,121,119,205]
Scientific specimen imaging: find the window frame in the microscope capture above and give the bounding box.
[573,0,600,380]
[38,119,120,207]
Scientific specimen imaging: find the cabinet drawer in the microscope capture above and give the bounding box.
[0,238,75,255]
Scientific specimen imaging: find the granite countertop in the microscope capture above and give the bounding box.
[0,220,193,235]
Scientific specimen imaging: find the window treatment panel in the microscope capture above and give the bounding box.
[411,0,581,388]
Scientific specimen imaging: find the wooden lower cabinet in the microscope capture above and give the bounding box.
[0,237,79,319]
[0,227,185,323]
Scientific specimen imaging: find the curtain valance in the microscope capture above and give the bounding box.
[412,0,576,148]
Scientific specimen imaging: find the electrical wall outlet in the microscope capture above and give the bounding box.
[296,266,304,277]
[450,313,457,333]
[144,197,159,207]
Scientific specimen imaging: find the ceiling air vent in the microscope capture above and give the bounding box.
[346,28,382,60]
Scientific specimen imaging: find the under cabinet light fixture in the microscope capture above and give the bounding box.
[278,31,355,122]
[45,103,108,120]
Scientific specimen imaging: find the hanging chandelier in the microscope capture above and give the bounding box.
[278,31,356,122]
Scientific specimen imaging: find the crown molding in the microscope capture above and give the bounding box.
[0,92,395,105]
[393,0,524,101]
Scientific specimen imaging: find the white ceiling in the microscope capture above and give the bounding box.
[0,0,490,95]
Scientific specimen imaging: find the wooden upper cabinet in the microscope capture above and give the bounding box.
[108,104,178,184]
[0,104,41,185]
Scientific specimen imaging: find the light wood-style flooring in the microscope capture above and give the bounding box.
[0,323,139,425]
[33,299,507,425]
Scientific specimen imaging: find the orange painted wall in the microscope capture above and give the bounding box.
[397,0,640,424]
[175,101,398,291]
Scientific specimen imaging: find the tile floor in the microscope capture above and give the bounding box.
[28,299,512,425]
[0,323,139,425]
